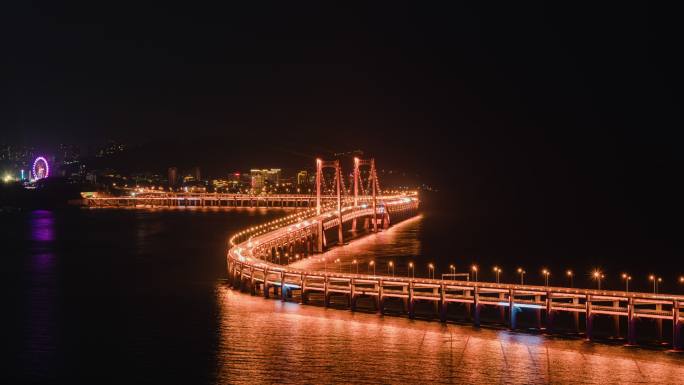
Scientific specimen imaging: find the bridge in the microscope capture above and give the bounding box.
[83,193,356,208]
[226,157,684,351]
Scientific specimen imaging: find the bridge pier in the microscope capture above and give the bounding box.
[535,295,542,329]
[627,298,637,346]
[250,278,256,296]
[350,280,356,311]
[573,298,580,332]
[281,273,287,302]
[656,304,663,341]
[226,259,233,285]
[439,284,447,323]
[262,271,270,298]
[408,282,415,319]
[586,295,594,341]
[546,292,554,333]
[509,289,518,330]
[377,281,384,315]
[235,265,243,290]
[613,300,621,338]
[464,290,472,322]
[472,288,481,327]
[674,301,683,350]
[300,275,308,304]
[432,288,439,316]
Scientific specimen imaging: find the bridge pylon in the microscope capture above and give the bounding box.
[353,157,379,232]
[316,158,344,244]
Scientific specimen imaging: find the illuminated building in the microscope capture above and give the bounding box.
[297,170,308,185]
[250,169,281,191]
[57,144,80,164]
[251,172,264,190]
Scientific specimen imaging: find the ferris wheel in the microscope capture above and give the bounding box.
[32,156,50,180]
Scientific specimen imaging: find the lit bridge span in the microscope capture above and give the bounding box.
[226,158,684,351]
[83,193,350,208]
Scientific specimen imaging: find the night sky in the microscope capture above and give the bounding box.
[2,4,682,262]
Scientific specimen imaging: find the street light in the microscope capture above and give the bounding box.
[352,259,358,274]
[408,262,414,279]
[592,270,604,290]
[389,261,395,277]
[369,260,375,275]
[493,266,501,284]
[566,270,573,287]
[428,263,435,280]
[471,265,478,282]
[622,273,632,292]
[649,275,661,294]
[335,258,341,273]
[542,269,550,287]
[449,264,456,277]
[517,268,526,285]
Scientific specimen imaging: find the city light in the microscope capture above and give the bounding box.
[649,275,662,294]
[622,273,632,292]
[493,266,501,284]
[542,269,550,287]
[517,268,525,284]
[592,270,604,290]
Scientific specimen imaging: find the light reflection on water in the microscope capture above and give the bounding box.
[215,286,684,385]
[290,214,424,275]
[25,210,58,378]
